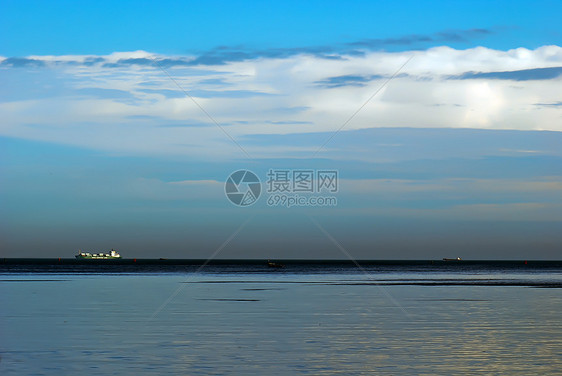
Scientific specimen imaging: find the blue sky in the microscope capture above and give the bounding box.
[1,0,560,55]
[1,1,561,258]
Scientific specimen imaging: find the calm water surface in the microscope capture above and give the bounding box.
[1,262,561,375]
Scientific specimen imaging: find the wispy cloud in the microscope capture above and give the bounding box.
[315,74,385,88]
[1,57,45,67]
[1,45,561,159]
[0,28,499,69]
[534,101,562,107]
[348,28,494,49]
[103,57,194,68]
[449,66,562,81]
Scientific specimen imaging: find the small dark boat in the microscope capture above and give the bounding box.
[267,260,284,268]
[443,257,462,261]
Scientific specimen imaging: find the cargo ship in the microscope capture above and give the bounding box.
[75,249,121,259]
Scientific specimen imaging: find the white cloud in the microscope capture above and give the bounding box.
[168,179,221,185]
[0,45,561,157]
[334,203,562,221]
[340,178,562,195]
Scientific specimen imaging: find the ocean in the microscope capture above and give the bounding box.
[1,260,561,375]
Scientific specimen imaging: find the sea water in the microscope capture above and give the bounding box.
[1,262,561,375]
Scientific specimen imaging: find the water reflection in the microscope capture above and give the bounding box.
[1,273,561,375]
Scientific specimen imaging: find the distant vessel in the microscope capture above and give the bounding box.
[267,260,284,268]
[75,249,121,259]
[443,257,462,261]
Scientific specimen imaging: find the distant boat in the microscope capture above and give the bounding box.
[75,249,121,259]
[443,257,462,261]
[267,260,284,268]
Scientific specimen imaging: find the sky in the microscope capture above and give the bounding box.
[1,0,561,259]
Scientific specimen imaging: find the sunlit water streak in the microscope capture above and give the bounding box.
[1,264,561,375]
